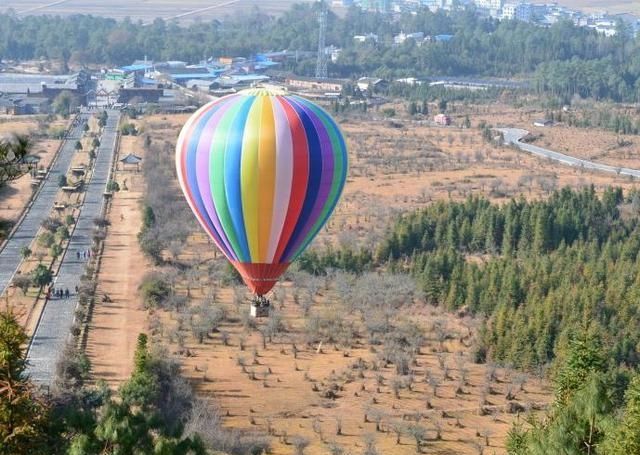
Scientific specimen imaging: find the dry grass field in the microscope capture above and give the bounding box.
[82,105,619,455]
[4,0,638,20]
[78,94,640,455]
[3,0,313,22]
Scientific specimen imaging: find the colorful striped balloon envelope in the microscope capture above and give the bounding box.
[176,88,348,295]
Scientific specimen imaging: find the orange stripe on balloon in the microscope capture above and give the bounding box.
[258,96,276,262]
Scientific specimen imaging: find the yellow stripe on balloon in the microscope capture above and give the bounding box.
[257,96,276,263]
[241,96,262,261]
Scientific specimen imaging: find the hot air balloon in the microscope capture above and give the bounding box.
[176,87,348,314]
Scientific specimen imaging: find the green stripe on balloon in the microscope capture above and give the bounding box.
[210,98,245,261]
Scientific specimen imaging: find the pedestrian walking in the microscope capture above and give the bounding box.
[75,285,79,293]
[65,289,70,298]
[76,251,80,260]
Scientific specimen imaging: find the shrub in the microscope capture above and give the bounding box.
[37,232,55,248]
[49,244,63,259]
[120,123,138,136]
[139,273,172,308]
[56,225,70,240]
[20,246,31,260]
[41,216,62,233]
[12,275,31,294]
[93,217,111,228]
[106,180,120,192]
[31,264,52,287]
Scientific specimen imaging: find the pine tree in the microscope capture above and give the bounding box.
[0,309,49,455]
[601,374,640,454]
[554,329,605,407]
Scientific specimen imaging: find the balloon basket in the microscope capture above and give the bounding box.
[250,296,270,318]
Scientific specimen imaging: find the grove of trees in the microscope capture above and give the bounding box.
[1,5,639,101]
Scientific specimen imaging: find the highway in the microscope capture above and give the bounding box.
[27,110,121,386]
[0,114,89,295]
[499,128,640,179]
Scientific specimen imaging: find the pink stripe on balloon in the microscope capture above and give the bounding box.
[266,97,294,262]
[176,100,227,254]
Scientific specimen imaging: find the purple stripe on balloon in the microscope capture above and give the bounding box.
[183,105,233,259]
[282,97,335,262]
[195,97,239,260]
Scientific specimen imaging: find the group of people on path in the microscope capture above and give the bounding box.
[76,249,92,260]
[47,286,75,300]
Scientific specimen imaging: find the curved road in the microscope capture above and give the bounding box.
[499,128,640,179]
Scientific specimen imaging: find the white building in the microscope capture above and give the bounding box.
[353,33,379,43]
[475,0,503,9]
[423,0,445,12]
[502,2,533,22]
[394,31,425,45]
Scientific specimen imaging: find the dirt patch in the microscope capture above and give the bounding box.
[84,134,150,385]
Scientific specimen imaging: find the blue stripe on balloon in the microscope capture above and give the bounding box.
[185,103,234,258]
[224,95,255,262]
[289,100,347,259]
[281,98,323,261]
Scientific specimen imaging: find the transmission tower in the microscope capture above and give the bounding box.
[315,1,328,79]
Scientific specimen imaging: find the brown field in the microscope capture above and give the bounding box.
[4,0,638,20]
[3,0,313,22]
[77,95,640,455]
[82,105,608,455]
[462,102,640,171]
[84,102,640,455]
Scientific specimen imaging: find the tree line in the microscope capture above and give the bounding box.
[301,186,640,453]
[302,186,640,369]
[0,309,269,455]
[1,5,639,101]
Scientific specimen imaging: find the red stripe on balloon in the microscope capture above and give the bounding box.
[272,97,309,263]
[231,261,291,295]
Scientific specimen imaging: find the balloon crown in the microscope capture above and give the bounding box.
[240,85,289,97]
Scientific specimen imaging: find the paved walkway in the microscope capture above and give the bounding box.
[27,110,121,385]
[0,114,89,294]
[500,128,640,179]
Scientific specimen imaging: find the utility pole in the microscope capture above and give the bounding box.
[315,1,328,79]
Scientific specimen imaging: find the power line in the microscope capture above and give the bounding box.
[315,1,328,79]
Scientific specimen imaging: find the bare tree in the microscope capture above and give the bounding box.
[291,436,310,455]
[406,424,427,453]
[427,374,441,398]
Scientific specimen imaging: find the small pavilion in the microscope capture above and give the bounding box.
[119,153,143,171]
